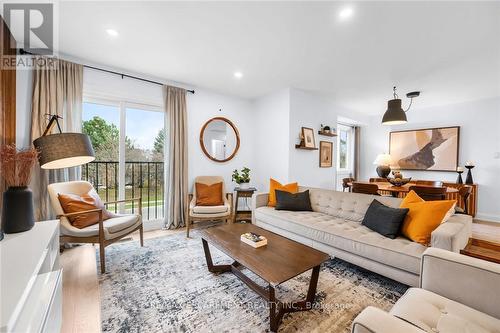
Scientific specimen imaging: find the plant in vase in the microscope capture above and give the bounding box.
[232,167,251,189]
[0,145,39,234]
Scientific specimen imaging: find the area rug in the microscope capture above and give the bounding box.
[99,231,408,333]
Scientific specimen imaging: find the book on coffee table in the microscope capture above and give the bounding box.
[240,232,267,248]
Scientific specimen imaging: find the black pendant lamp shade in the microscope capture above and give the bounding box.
[33,133,95,169]
[381,87,420,125]
[33,115,95,170]
[382,98,407,125]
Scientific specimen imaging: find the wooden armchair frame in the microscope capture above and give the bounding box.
[58,197,143,273]
[186,192,233,238]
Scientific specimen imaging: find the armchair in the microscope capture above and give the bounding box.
[48,181,143,273]
[187,176,233,237]
[352,247,500,333]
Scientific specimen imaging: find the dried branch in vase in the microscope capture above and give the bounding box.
[0,145,39,187]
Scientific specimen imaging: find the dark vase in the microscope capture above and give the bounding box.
[1,186,35,234]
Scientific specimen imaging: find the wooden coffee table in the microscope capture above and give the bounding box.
[460,238,500,264]
[200,224,329,332]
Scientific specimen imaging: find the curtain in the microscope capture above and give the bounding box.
[353,126,361,180]
[30,57,83,220]
[163,85,188,229]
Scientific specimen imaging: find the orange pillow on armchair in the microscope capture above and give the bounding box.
[196,182,224,206]
[58,191,114,229]
[268,178,298,207]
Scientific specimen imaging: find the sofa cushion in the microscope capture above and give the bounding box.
[306,188,401,222]
[255,206,426,274]
[192,205,228,214]
[275,190,312,211]
[362,199,409,239]
[390,288,500,333]
[268,178,298,207]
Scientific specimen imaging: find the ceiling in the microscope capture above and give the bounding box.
[52,1,500,114]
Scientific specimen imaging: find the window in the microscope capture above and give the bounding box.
[337,124,352,171]
[82,100,165,222]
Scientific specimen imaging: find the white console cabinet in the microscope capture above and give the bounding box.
[0,220,62,333]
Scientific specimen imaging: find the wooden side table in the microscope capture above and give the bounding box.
[233,187,257,223]
[460,238,500,264]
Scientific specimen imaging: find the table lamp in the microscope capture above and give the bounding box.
[373,153,392,178]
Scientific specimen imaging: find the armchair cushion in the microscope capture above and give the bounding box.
[57,190,114,228]
[195,182,224,206]
[60,214,141,240]
[192,205,228,214]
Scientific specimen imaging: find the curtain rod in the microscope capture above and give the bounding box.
[19,49,195,94]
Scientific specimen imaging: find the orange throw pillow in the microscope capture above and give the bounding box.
[58,191,114,229]
[400,190,456,245]
[196,182,224,206]
[268,178,298,207]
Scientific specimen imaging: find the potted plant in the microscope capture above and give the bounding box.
[0,145,39,234]
[232,167,251,189]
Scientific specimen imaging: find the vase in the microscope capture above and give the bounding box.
[1,186,35,234]
[465,166,475,185]
[376,165,391,178]
[239,182,250,190]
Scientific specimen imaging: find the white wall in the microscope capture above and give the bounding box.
[253,89,291,191]
[359,97,500,222]
[288,88,338,189]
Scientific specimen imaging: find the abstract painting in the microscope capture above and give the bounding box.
[389,126,460,171]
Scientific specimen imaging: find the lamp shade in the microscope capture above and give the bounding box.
[373,153,392,166]
[382,99,407,125]
[33,133,95,169]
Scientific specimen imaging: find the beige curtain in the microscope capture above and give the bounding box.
[163,85,188,229]
[353,126,361,180]
[30,57,83,220]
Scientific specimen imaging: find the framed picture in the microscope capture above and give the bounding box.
[319,141,333,168]
[389,126,460,171]
[302,127,316,148]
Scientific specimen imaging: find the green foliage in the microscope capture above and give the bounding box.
[153,129,165,155]
[231,167,251,184]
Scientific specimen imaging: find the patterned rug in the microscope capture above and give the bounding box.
[99,231,408,333]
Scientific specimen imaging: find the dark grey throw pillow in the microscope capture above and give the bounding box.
[362,199,409,239]
[275,190,313,211]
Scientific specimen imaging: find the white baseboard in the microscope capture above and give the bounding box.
[474,213,500,223]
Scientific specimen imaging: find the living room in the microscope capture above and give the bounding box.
[1,1,499,333]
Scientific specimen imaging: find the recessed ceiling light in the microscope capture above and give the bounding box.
[106,29,119,37]
[233,71,243,79]
[339,7,354,20]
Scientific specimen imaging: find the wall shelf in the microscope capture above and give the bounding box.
[295,145,318,150]
[318,131,337,137]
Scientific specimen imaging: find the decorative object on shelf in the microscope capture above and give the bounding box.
[319,141,333,168]
[318,125,337,137]
[200,117,240,163]
[382,86,420,125]
[232,167,251,189]
[33,115,95,169]
[389,126,460,171]
[456,166,464,184]
[301,127,316,148]
[373,153,392,178]
[387,170,411,187]
[321,124,330,133]
[0,145,38,233]
[465,161,475,184]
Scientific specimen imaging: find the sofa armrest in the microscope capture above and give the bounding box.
[352,306,423,333]
[252,192,269,210]
[430,214,471,252]
[420,247,500,319]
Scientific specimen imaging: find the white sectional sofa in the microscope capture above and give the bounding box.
[252,187,472,286]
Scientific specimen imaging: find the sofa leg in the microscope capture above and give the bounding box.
[99,242,106,274]
[139,225,144,247]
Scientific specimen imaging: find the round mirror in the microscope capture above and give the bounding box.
[200,117,240,162]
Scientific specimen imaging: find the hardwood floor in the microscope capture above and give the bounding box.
[59,221,499,333]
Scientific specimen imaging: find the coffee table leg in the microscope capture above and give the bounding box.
[202,239,231,273]
[268,265,321,332]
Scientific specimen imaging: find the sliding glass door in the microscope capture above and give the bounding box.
[82,100,165,222]
[336,124,355,190]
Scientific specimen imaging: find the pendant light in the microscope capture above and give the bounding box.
[381,87,420,125]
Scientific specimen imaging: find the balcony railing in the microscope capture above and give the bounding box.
[82,161,164,221]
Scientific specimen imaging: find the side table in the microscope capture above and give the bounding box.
[233,187,257,223]
[460,238,500,264]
